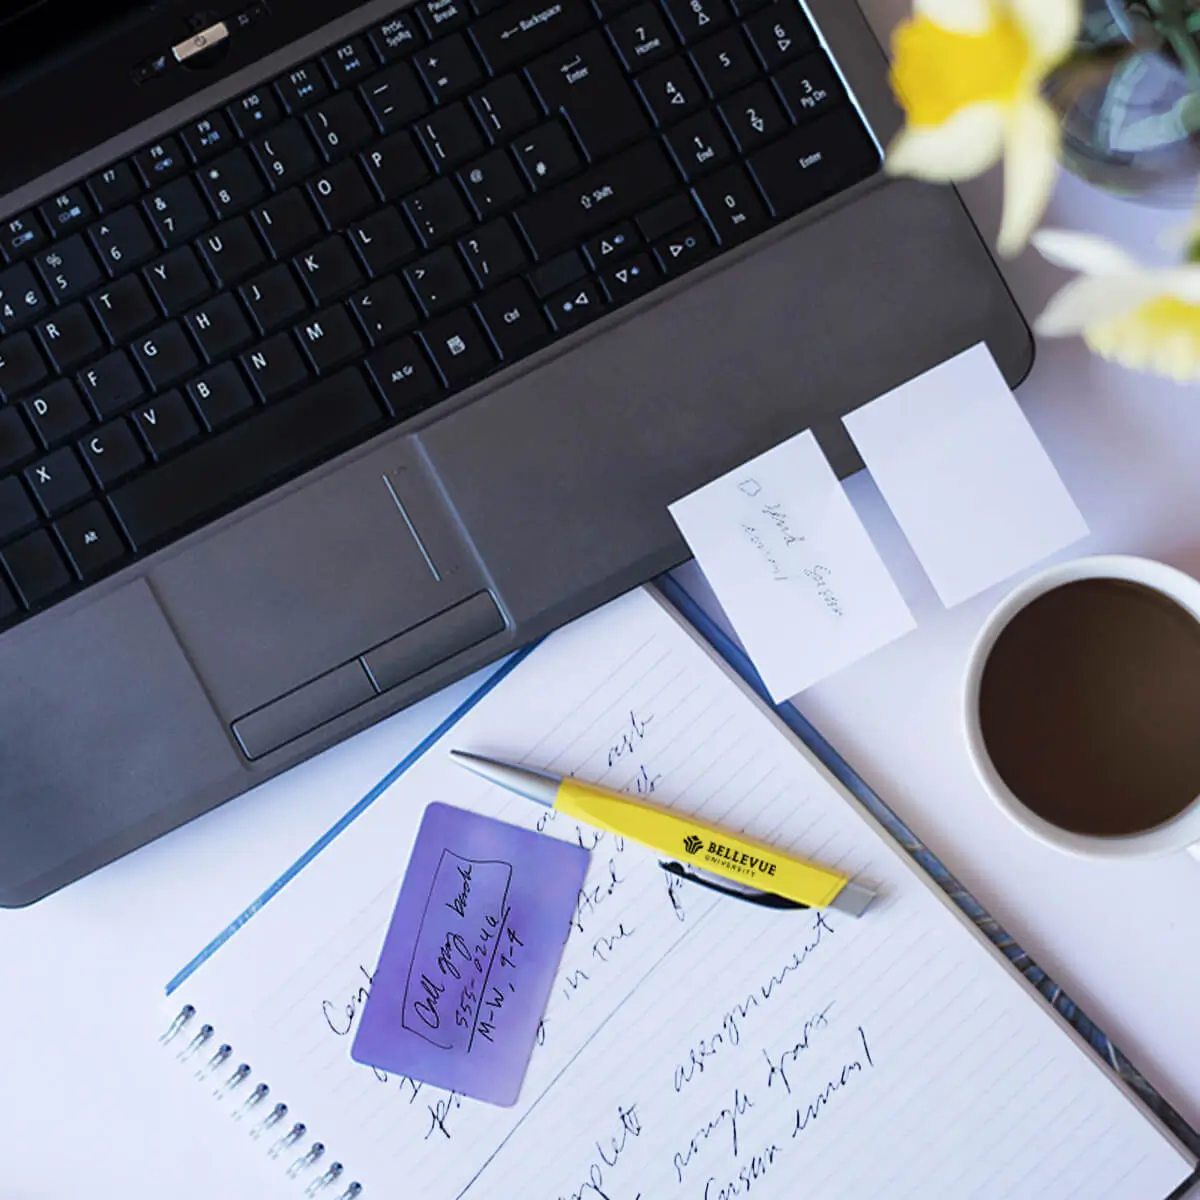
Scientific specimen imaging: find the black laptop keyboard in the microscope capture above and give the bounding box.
[0,0,877,624]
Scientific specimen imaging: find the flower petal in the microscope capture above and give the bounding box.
[1035,275,1163,336]
[913,0,992,35]
[1009,0,1081,62]
[1164,266,1200,303]
[1031,228,1140,275]
[997,99,1059,255]
[886,103,1006,181]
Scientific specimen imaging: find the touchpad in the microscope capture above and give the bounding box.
[0,580,241,904]
[151,435,488,724]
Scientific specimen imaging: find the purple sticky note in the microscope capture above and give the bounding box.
[351,802,589,1106]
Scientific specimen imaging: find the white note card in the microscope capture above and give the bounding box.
[843,344,1089,606]
[668,429,915,700]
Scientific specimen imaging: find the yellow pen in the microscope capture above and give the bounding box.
[449,751,876,917]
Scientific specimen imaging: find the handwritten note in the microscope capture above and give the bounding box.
[669,429,915,700]
[351,803,589,1105]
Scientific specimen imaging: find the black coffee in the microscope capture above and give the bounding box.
[978,577,1200,836]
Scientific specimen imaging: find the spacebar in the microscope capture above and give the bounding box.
[110,369,383,551]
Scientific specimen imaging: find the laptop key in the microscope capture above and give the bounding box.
[36,304,103,373]
[3,528,72,607]
[0,331,47,399]
[228,88,284,138]
[361,63,429,133]
[89,206,157,274]
[0,406,35,470]
[144,177,211,246]
[475,278,547,357]
[25,379,91,447]
[133,390,201,460]
[417,0,471,38]
[241,264,308,333]
[134,137,188,187]
[134,322,200,391]
[350,276,419,344]
[636,56,705,124]
[24,446,92,516]
[598,251,657,302]
[470,0,591,73]
[720,80,787,152]
[664,109,734,178]
[417,102,487,171]
[295,304,365,374]
[181,112,236,163]
[79,350,145,418]
[35,236,103,302]
[692,162,768,242]
[652,218,713,274]
[369,11,425,61]
[528,249,587,298]
[689,27,758,98]
[39,188,94,239]
[405,246,474,315]
[545,278,604,331]
[772,53,844,124]
[252,120,321,192]
[582,221,638,267]
[186,292,254,361]
[0,476,37,541]
[513,121,581,190]
[459,218,528,287]
[108,368,382,550]
[145,247,212,316]
[607,4,676,72]
[91,276,157,343]
[188,362,256,431]
[321,38,374,89]
[253,189,321,259]
[55,501,127,578]
[404,178,473,247]
[743,3,815,72]
[307,93,375,162]
[527,33,650,162]
[660,0,731,43]
[0,263,49,332]
[276,62,330,113]
[295,236,364,304]
[470,76,539,145]
[414,34,483,103]
[365,336,442,416]
[350,207,417,277]
[198,147,268,219]
[86,163,142,214]
[78,418,146,487]
[308,160,377,228]
[419,307,495,386]
[241,332,310,400]
[459,150,526,216]
[198,217,267,288]
[362,130,433,201]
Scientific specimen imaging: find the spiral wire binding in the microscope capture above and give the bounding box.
[161,1004,364,1196]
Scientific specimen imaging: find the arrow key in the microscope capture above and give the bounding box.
[652,220,713,276]
[544,279,605,333]
[55,500,127,579]
[599,252,657,303]
[582,222,638,269]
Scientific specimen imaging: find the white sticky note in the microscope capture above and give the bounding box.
[843,344,1089,607]
[669,429,916,700]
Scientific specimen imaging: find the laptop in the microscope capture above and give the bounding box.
[0,0,1031,905]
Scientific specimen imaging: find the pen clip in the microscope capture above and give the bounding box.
[659,861,808,910]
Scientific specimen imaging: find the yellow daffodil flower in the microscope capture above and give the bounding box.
[887,0,1081,255]
[1034,228,1200,382]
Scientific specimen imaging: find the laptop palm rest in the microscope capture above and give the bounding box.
[150,439,497,756]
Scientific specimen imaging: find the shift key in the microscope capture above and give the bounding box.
[513,140,677,259]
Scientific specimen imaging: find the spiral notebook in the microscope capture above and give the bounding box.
[160,584,1198,1199]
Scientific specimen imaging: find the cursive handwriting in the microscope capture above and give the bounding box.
[740,522,790,582]
[761,1002,836,1096]
[321,964,374,1036]
[673,913,835,1092]
[702,1143,781,1200]
[592,922,635,963]
[606,710,653,768]
[446,863,473,917]
[672,1088,754,1182]
[425,1089,464,1140]
[571,857,624,935]
[792,1026,875,1137]
[801,564,844,617]
[762,502,802,547]
[558,1104,643,1200]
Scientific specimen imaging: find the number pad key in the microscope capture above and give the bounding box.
[660,0,731,43]
[635,57,704,124]
[720,80,787,152]
[607,4,676,72]
[773,53,844,123]
[744,3,815,71]
[664,110,734,178]
[692,163,768,243]
[689,27,758,96]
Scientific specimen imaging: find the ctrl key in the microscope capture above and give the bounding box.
[2,527,72,608]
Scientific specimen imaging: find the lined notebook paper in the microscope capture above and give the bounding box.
[165,588,1194,1198]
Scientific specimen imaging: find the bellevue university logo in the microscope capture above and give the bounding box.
[682,834,704,856]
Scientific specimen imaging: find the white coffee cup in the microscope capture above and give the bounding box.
[962,554,1200,860]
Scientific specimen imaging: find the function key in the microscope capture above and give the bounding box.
[228,88,284,137]
[660,0,731,43]
[0,212,47,262]
[181,112,236,162]
[607,4,676,71]
[368,11,425,60]
[415,0,471,38]
[743,3,815,72]
[322,37,375,88]
[134,137,188,187]
[414,34,484,104]
[276,62,330,113]
[773,53,845,123]
[87,162,142,213]
[38,188,93,239]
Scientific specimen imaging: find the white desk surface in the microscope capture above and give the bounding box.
[4,7,1200,1195]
